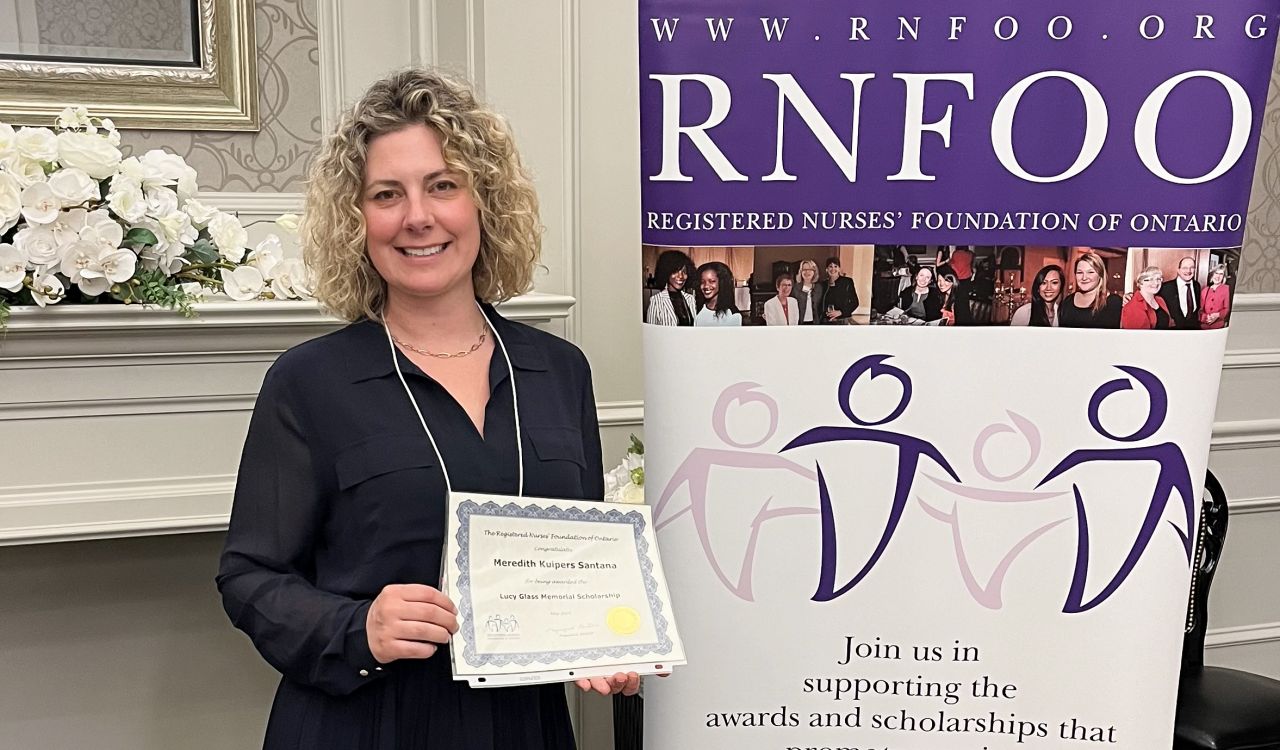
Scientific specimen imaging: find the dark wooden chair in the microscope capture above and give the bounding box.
[1174,470,1280,749]
[613,693,643,750]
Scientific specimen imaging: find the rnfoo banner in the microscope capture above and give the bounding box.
[639,2,1278,748]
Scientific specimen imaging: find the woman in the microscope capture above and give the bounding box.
[1058,252,1122,329]
[217,69,636,750]
[1199,263,1231,329]
[790,259,824,325]
[763,273,800,325]
[645,249,696,325]
[1010,265,1065,327]
[694,261,742,326]
[936,266,971,326]
[1121,266,1172,330]
[820,256,859,323]
[896,266,943,323]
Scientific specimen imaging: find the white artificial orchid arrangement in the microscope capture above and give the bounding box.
[604,434,646,504]
[0,108,313,327]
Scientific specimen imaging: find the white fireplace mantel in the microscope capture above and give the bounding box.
[0,293,576,546]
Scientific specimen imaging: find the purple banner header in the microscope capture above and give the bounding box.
[639,0,1280,246]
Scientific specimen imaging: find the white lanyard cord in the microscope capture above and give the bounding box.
[382,301,524,499]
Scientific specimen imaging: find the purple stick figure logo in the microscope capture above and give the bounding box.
[1037,365,1195,613]
[782,355,958,602]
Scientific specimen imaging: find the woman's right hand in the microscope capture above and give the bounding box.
[366,584,459,663]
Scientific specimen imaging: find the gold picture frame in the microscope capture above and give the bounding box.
[0,0,258,131]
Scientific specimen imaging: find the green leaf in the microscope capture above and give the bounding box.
[124,228,159,247]
[185,238,219,265]
[628,433,645,456]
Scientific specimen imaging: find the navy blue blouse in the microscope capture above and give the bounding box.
[217,306,603,750]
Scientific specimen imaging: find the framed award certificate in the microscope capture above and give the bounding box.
[444,493,686,687]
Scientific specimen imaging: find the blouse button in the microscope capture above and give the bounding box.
[359,669,370,677]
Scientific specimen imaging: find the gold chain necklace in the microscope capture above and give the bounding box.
[390,321,489,359]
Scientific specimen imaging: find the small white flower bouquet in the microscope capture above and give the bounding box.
[0,107,312,327]
[604,434,646,504]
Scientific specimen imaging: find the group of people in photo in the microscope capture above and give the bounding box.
[644,249,861,327]
[885,265,973,326]
[1012,253,1234,330]
[643,246,1237,331]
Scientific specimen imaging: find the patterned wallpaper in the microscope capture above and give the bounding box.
[1242,45,1280,293]
[117,0,321,193]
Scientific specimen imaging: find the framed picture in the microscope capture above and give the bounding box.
[0,0,258,131]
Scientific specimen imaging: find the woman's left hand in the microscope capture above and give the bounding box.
[576,671,641,696]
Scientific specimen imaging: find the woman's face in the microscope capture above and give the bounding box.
[1039,270,1063,302]
[826,262,840,282]
[667,265,688,291]
[800,265,816,284]
[700,269,719,301]
[1212,269,1226,286]
[937,276,953,294]
[1075,260,1101,293]
[361,124,481,309]
[1139,275,1162,295]
[915,268,933,289]
[776,278,793,297]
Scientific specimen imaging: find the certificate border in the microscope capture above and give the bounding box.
[453,499,677,668]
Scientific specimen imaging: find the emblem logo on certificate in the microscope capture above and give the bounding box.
[444,493,686,687]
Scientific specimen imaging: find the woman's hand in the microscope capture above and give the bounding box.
[576,671,642,696]
[366,584,459,663]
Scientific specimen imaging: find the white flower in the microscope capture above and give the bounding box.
[1,155,49,187]
[179,281,206,300]
[0,243,27,292]
[247,235,283,277]
[135,231,184,274]
[20,182,60,225]
[207,210,248,262]
[270,257,314,300]
[79,209,125,254]
[49,208,87,248]
[56,106,92,130]
[603,452,646,504]
[116,156,167,188]
[56,130,122,179]
[140,150,198,201]
[144,185,179,219]
[106,176,146,223]
[275,213,300,233]
[220,265,265,301]
[182,197,217,227]
[59,239,99,282]
[13,226,61,268]
[30,269,64,306]
[47,167,99,207]
[15,127,58,163]
[156,210,196,246]
[75,247,137,297]
[0,122,14,160]
[0,171,21,234]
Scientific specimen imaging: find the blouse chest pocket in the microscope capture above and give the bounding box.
[332,435,446,546]
[335,435,437,490]
[527,425,587,497]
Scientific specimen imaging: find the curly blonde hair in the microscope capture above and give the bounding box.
[303,68,541,320]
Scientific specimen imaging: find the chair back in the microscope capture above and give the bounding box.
[1182,470,1230,671]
